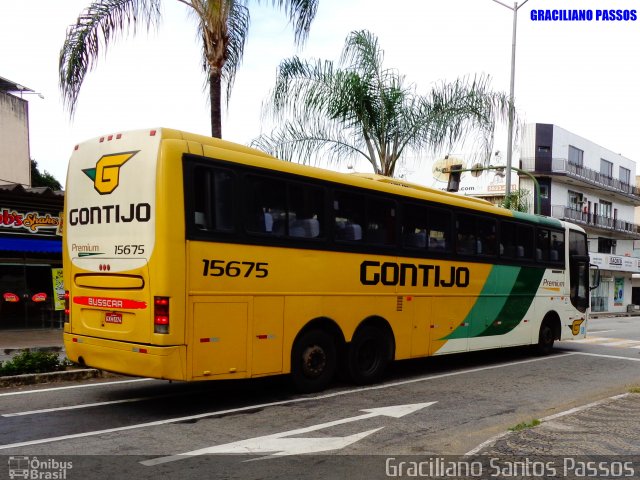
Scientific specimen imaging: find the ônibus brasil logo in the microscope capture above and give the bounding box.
[82,151,139,195]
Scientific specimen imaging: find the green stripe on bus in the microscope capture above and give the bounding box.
[477,266,545,337]
[444,265,520,340]
[443,265,545,340]
[511,211,563,228]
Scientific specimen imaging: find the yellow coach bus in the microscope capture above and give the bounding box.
[63,128,591,392]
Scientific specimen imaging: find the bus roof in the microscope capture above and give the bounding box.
[88,128,565,225]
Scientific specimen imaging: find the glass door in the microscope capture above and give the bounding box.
[0,264,27,329]
[0,263,57,329]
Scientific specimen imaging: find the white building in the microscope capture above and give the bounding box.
[520,123,640,313]
[0,75,31,186]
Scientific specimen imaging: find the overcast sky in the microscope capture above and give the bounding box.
[1,0,639,188]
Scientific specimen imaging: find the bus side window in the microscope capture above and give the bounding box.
[402,204,427,249]
[517,225,534,260]
[334,192,364,242]
[191,166,234,233]
[427,207,451,253]
[478,219,497,256]
[536,229,550,261]
[288,183,324,239]
[456,214,477,255]
[366,198,396,246]
[551,232,565,263]
[245,175,286,235]
[500,221,516,259]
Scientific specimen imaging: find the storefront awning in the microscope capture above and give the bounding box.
[0,237,62,253]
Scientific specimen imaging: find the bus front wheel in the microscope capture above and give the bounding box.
[347,325,392,385]
[535,320,555,355]
[291,329,337,393]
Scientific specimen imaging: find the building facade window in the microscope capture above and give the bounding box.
[599,200,612,218]
[600,159,613,179]
[620,166,631,185]
[597,237,616,254]
[568,145,584,166]
[568,190,583,210]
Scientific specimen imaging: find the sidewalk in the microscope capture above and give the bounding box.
[0,328,64,361]
[0,328,108,386]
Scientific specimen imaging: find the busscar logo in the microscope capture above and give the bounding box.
[82,151,139,195]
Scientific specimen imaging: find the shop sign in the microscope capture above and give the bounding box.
[51,268,65,311]
[32,292,48,303]
[0,208,61,235]
[3,292,20,302]
[589,252,640,273]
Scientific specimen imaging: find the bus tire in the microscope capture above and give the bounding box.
[291,329,337,393]
[535,320,555,355]
[347,325,392,385]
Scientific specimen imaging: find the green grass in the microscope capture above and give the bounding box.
[0,350,71,377]
[629,387,640,394]
[509,419,541,431]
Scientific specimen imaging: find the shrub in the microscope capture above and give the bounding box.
[0,350,70,377]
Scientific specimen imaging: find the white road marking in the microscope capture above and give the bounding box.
[573,352,640,362]
[540,393,630,422]
[143,403,435,465]
[2,397,154,417]
[0,353,576,451]
[0,378,152,397]
[573,336,640,349]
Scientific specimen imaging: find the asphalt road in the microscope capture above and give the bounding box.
[1,316,639,479]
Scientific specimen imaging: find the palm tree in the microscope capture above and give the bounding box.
[59,0,319,138]
[252,30,512,177]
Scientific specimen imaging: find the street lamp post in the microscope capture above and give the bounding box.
[491,0,529,199]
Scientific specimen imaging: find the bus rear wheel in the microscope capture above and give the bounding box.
[291,329,337,393]
[535,320,555,355]
[347,325,392,385]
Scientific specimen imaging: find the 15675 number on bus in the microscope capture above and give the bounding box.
[202,260,269,278]
[115,244,145,255]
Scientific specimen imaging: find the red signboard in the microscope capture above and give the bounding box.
[3,292,19,303]
[32,292,48,303]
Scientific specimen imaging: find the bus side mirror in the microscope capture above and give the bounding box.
[446,164,463,192]
[590,264,600,290]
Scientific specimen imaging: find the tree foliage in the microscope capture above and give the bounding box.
[500,188,531,213]
[59,0,319,137]
[253,30,512,177]
[31,160,63,191]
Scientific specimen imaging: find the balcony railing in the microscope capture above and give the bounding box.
[521,157,640,198]
[552,205,640,237]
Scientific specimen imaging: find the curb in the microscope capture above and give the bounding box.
[2,346,63,355]
[0,368,108,388]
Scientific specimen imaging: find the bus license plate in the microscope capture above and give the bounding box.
[105,312,123,324]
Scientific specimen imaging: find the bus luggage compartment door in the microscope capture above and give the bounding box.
[191,299,248,378]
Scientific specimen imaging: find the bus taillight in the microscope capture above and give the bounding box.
[64,290,70,323]
[154,296,170,334]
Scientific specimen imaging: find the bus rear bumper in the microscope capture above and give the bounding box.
[64,333,187,381]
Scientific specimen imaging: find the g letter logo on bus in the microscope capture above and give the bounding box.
[82,151,139,195]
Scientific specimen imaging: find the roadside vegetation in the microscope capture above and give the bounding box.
[509,419,541,431]
[0,350,71,377]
